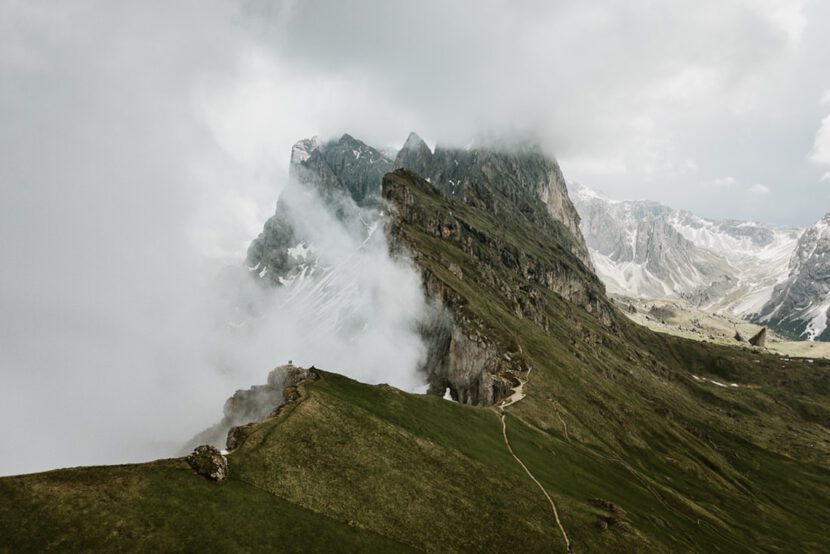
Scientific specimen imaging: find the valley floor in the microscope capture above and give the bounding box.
[616,295,830,360]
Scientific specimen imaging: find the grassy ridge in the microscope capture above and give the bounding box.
[0,455,414,553]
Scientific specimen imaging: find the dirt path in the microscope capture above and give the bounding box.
[499,369,572,553]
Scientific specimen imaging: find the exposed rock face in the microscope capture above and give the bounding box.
[183,364,311,452]
[384,168,615,404]
[749,327,767,347]
[290,133,393,207]
[250,131,593,286]
[395,133,593,269]
[186,445,228,481]
[757,214,830,341]
[416,274,520,404]
[395,132,433,178]
[246,134,393,284]
[571,184,800,316]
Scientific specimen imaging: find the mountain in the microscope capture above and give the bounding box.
[247,132,592,288]
[3,135,830,552]
[246,132,596,405]
[758,213,830,340]
[571,184,800,317]
[395,132,593,269]
[246,133,393,285]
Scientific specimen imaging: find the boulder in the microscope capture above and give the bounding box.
[749,327,767,348]
[225,425,249,451]
[186,445,228,481]
[734,330,744,342]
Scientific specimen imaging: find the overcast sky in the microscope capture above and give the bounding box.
[205,0,830,229]
[2,0,830,474]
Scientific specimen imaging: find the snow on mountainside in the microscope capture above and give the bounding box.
[571,183,800,318]
[758,214,830,340]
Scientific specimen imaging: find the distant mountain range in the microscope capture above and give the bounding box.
[571,184,830,340]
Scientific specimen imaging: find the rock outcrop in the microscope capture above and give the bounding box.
[186,445,228,481]
[183,364,312,452]
[395,133,593,269]
[749,328,767,348]
[416,274,522,404]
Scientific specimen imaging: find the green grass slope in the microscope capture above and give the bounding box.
[0,453,415,553]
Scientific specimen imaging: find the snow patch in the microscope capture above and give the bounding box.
[691,374,740,388]
[804,291,830,340]
[288,242,310,260]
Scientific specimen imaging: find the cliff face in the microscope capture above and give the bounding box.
[395,133,593,269]
[383,168,615,404]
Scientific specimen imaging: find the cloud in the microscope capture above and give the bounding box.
[710,176,737,187]
[821,171,830,182]
[810,115,830,165]
[747,183,771,194]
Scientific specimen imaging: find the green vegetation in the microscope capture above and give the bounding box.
[2,170,829,552]
[0,456,414,553]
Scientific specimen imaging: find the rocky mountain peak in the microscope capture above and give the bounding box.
[395,140,593,269]
[395,131,433,177]
[401,131,429,151]
[290,136,321,164]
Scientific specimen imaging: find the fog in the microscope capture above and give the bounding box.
[2,0,830,475]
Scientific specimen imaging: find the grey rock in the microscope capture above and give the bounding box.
[186,445,228,481]
[757,213,830,341]
[246,134,393,285]
[183,364,312,453]
[749,327,767,347]
[395,134,593,269]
